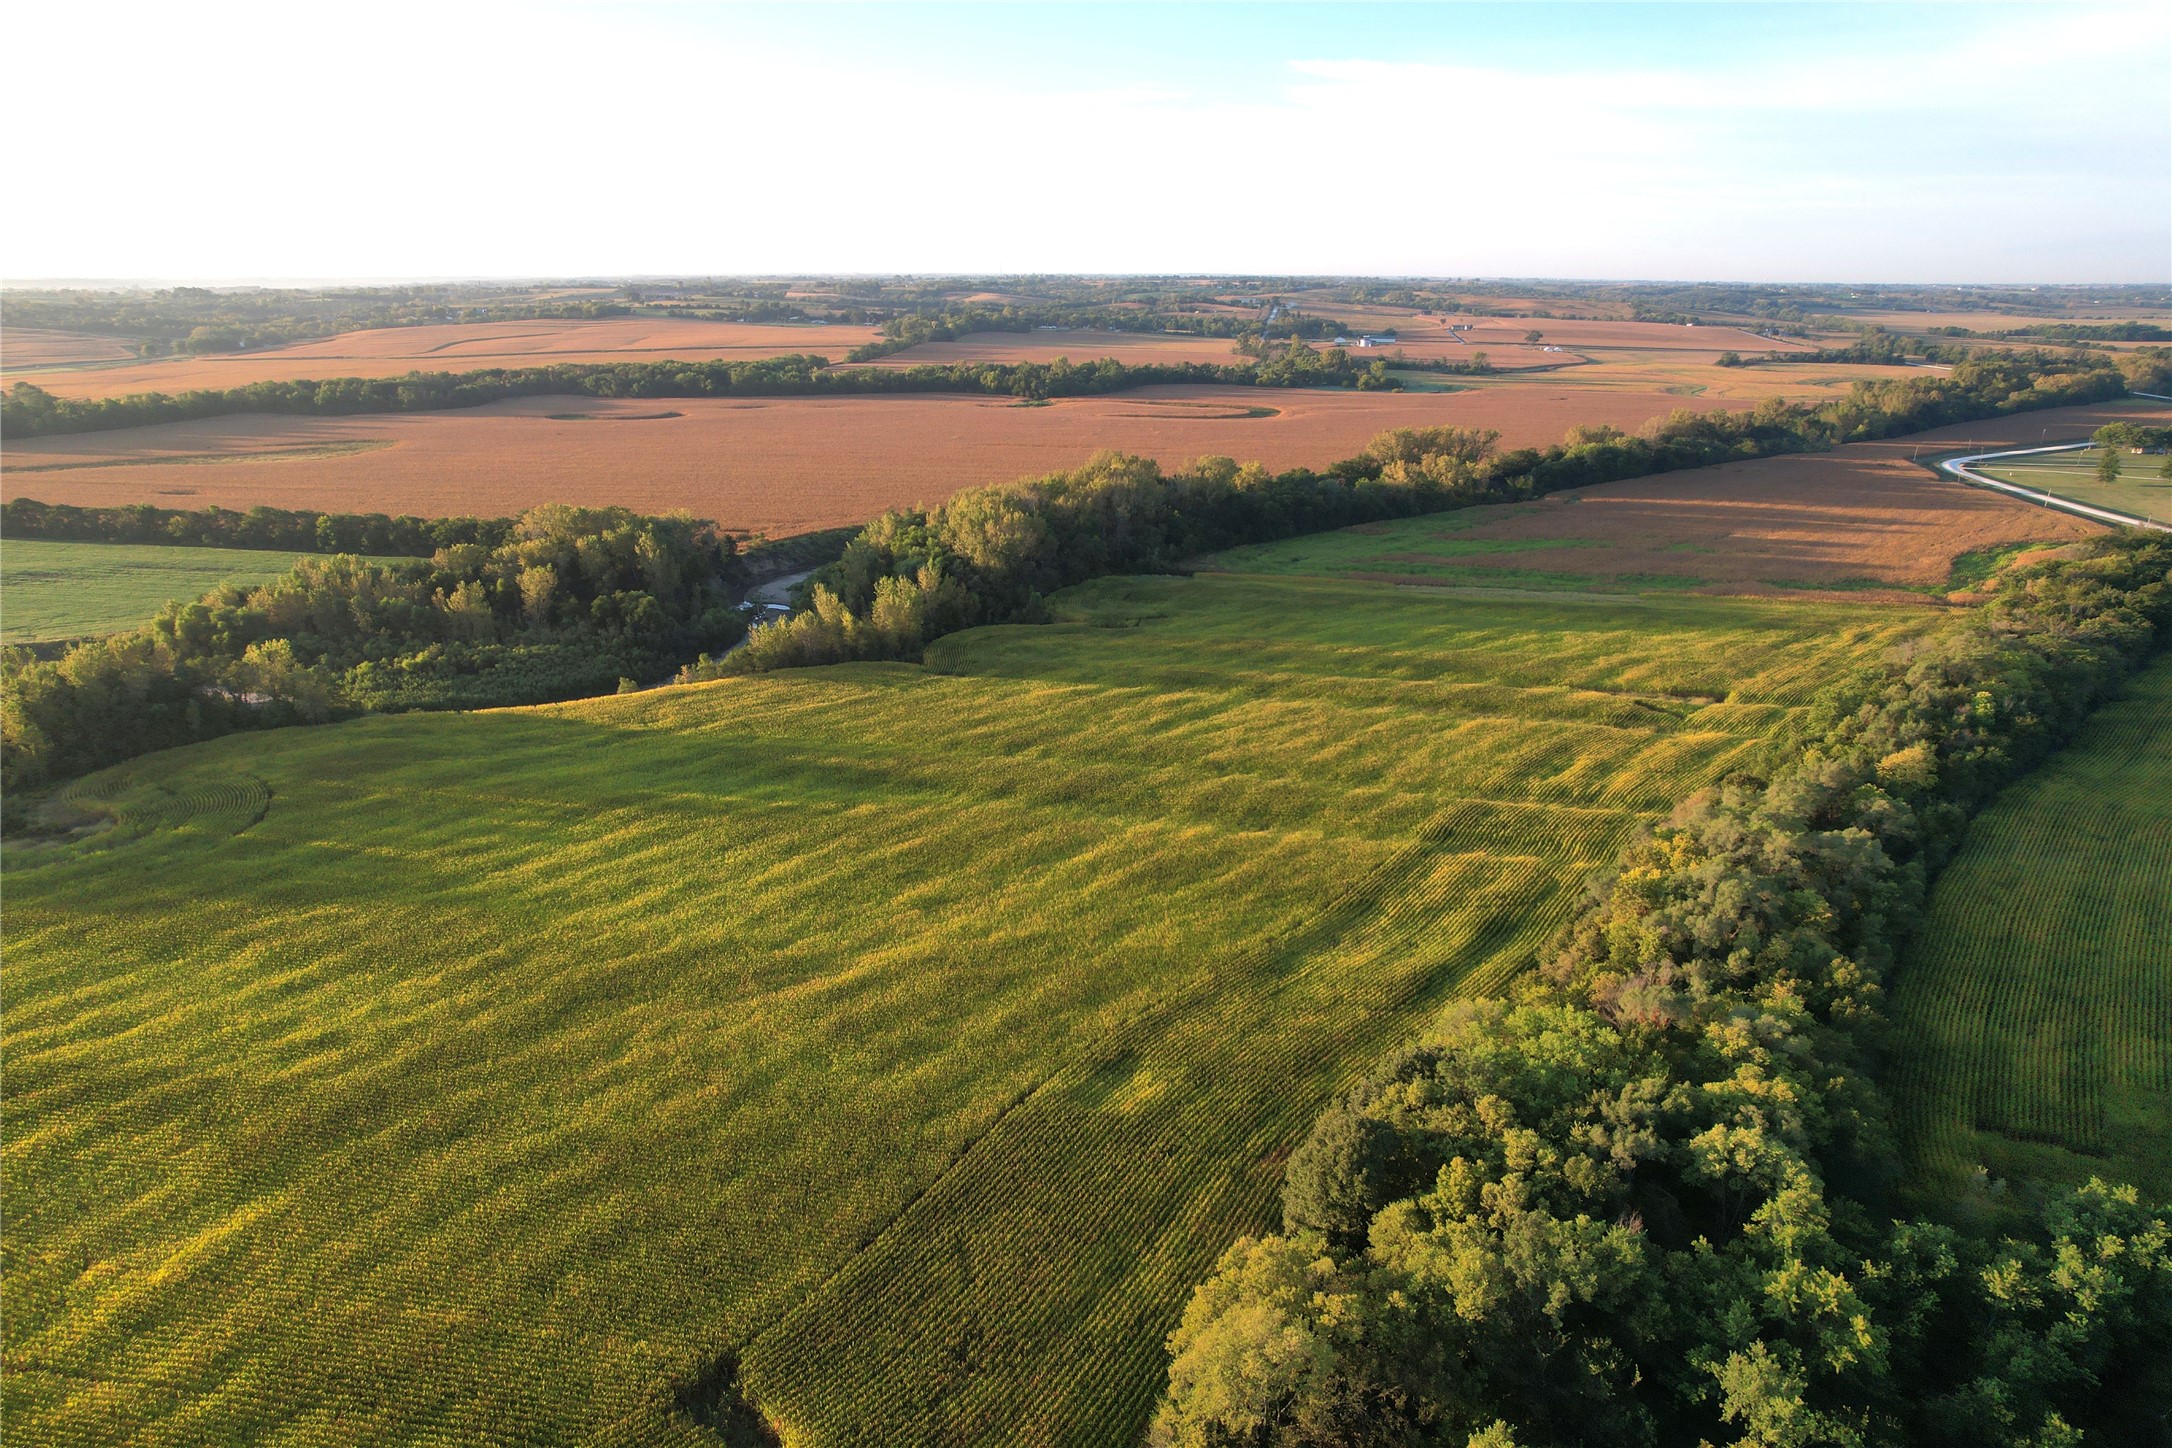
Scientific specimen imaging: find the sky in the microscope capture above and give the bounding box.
[10,1,2169,284]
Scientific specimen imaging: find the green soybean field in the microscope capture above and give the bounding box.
[5,574,1935,1448]
[1891,652,2172,1211]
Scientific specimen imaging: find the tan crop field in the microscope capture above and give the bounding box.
[1203,400,2170,599]
[0,385,1744,535]
[1436,315,1817,354]
[1,328,140,370]
[9,318,887,399]
[1440,355,1931,401]
[1831,307,2172,330]
[857,329,1245,367]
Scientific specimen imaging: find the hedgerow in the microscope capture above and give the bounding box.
[0,342,1396,439]
[1154,531,2172,1447]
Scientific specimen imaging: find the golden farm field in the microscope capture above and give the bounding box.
[9,317,887,399]
[0,386,1746,534]
[3,574,1937,1448]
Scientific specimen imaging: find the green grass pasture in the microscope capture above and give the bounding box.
[1,539,313,643]
[1974,446,2172,525]
[4,575,1934,1447]
[1891,653,2172,1213]
[1202,504,1718,594]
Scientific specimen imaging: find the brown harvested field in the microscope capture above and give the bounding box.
[12,318,885,399]
[856,330,1245,367]
[0,385,1746,537]
[1442,355,1930,401]
[1832,308,2172,331]
[2,328,140,370]
[1210,400,2172,600]
[1436,315,1818,354]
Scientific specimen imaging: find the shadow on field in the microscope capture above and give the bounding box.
[671,1352,782,1448]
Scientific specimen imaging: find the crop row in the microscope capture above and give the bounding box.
[1890,655,2172,1207]
[4,583,1912,1447]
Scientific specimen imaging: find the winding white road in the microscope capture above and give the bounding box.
[1937,441,2170,533]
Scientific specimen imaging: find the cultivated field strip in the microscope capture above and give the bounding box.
[3,575,1932,1447]
[1891,654,2172,1207]
[53,764,272,842]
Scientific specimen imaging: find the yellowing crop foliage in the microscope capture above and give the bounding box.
[4,573,1935,1447]
[1891,652,2172,1212]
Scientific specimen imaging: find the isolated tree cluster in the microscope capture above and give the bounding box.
[2,507,746,797]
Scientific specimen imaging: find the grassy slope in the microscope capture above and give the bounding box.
[1974,446,2172,525]
[4,574,1934,1447]
[1891,653,2172,1212]
[0,539,318,643]
[1201,503,1708,594]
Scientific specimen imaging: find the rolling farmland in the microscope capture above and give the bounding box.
[3,575,1935,1447]
[0,386,1749,534]
[1204,401,2167,597]
[1,329,141,369]
[0,539,321,643]
[5,317,887,398]
[855,329,1245,367]
[1890,653,2172,1208]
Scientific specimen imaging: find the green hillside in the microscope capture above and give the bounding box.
[1892,652,2172,1211]
[4,574,1935,1447]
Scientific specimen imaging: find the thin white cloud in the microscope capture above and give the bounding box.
[5,1,2164,281]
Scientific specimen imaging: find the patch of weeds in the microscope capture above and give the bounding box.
[1945,542,2060,592]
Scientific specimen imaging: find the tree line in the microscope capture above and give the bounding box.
[843,303,1341,361]
[1,507,748,802]
[1151,527,2172,1448]
[6,284,635,357]
[1999,322,2172,343]
[1,344,1405,440]
[1,497,508,556]
[2093,421,2172,453]
[718,353,2131,676]
[2,351,2134,800]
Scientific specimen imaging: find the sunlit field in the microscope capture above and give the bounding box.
[3,573,1935,1447]
[0,539,322,643]
[1973,445,2172,525]
[1891,653,2172,1213]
